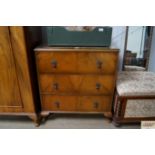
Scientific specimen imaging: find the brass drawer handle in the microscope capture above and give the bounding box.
[93,102,99,109]
[51,59,57,68]
[53,83,59,90]
[54,101,60,108]
[96,60,103,69]
[96,83,101,90]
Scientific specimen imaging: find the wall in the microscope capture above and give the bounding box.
[148,27,155,72]
[111,26,126,71]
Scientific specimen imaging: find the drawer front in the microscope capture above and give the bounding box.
[77,96,112,112]
[39,75,115,95]
[41,95,112,112]
[41,95,77,111]
[36,52,77,73]
[77,52,118,74]
[36,51,118,74]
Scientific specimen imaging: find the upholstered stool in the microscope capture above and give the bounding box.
[113,71,155,126]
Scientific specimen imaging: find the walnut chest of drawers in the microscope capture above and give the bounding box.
[35,47,119,118]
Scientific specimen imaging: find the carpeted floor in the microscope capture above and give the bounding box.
[0,114,140,129]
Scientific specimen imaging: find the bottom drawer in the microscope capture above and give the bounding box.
[41,95,112,112]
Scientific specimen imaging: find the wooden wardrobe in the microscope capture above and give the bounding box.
[0,26,41,126]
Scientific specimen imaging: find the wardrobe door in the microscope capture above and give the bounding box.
[0,27,23,112]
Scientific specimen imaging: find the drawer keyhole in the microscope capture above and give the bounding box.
[93,102,99,109]
[96,83,101,90]
[54,101,60,108]
[51,59,57,68]
[53,83,59,90]
[96,60,103,69]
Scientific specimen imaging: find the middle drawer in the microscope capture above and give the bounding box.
[39,74,115,95]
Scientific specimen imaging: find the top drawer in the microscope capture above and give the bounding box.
[36,50,118,74]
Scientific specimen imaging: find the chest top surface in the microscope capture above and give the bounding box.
[34,46,119,53]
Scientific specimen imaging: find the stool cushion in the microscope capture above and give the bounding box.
[117,71,155,96]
